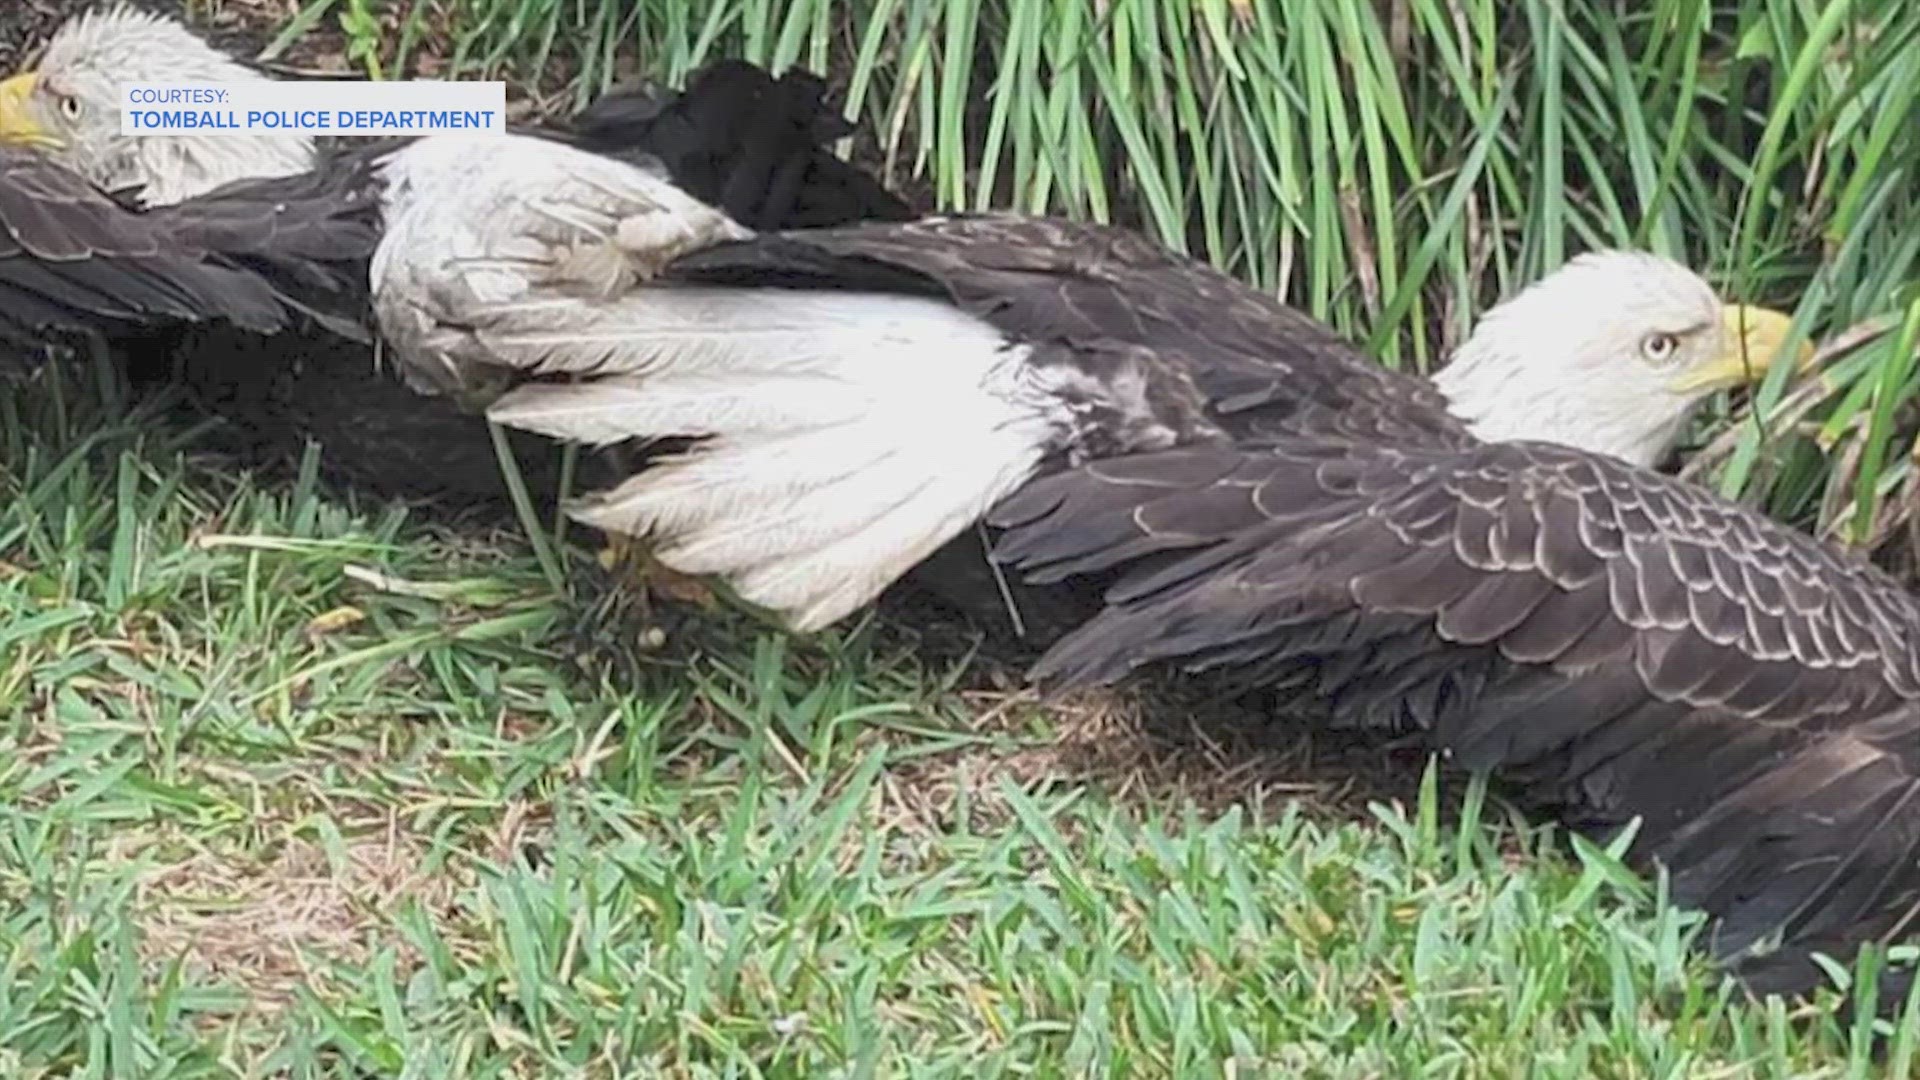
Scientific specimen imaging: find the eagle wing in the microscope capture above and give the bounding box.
[0,148,287,343]
[416,199,1480,629]
[665,214,1477,452]
[990,436,1920,996]
[567,60,917,231]
[0,147,379,349]
[155,146,384,294]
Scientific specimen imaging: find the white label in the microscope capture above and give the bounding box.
[117,81,506,136]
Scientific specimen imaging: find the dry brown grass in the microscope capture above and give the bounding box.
[134,827,463,1013]
[0,0,1441,1030]
[879,678,1438,836]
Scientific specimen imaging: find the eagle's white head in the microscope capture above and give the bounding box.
[1435,251,1812,468]
[0,5,312,206]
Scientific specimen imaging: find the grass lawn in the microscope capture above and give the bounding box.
[2,361,1913,1077]
[3,0,1920,1074]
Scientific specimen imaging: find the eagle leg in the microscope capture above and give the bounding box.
[595,533,719,644]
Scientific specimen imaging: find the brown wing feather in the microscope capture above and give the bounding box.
[0,149,277,342]
[1001,439,1920,706]
[990,437,1920,1000]
[0,146,379,351]
[664,214,1476,453]
[153,146,384,293]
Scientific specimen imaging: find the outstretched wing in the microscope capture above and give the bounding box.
[997,439,1920,707]
[0,147,293,344]
[990,436,1920,997]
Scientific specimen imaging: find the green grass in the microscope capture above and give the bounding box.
[5,0,1920,1073]
[3,365,1918,1073]
[274,0,1920,554]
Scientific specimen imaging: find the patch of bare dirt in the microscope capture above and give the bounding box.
[850,588,1445,838]
[885,678,1446,840]
[134,828,464,1013]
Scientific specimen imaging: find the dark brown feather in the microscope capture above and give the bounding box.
[994,436,1920,1005]
[665,214,1479,458]
[0,145,376,351]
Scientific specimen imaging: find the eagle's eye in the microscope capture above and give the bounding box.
[1640,332,1678,363]
[58,95,82,121]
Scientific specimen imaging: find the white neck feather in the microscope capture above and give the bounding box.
[1432,340,1693,470]
[1430,252,1721,469]
[46,5,313,204]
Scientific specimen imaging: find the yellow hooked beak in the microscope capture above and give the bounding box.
[0,72,56,148]
[1668,304,1818,395]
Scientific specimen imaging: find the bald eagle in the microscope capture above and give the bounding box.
[0,6,312,206]
[10,4,1903,1011]
[358,133,1920,1008]
[0,5,908,502]
[371,175,1804,628]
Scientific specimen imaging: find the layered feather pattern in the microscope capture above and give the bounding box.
[0,145,379,350]
[988,437,1920,1000]
[370,135,1078,629]
[477,287,1062,629]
